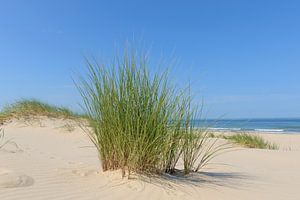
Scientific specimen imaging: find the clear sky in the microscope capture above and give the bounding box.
[0,0,300,119]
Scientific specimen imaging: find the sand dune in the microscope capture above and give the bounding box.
[0,119,300,200]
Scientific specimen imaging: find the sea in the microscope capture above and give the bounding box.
[194,118,300,134]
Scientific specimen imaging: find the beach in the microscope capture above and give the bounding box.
[1,118,300,200]
[1,0,300,199]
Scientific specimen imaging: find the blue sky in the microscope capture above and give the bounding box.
[0,0,300,118]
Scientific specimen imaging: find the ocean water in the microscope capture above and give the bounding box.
[194,118,300,133]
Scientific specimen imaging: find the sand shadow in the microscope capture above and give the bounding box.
[136,169,255,193]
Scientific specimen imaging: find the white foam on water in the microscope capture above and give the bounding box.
[208,127,242,131]
[255,129,284,132]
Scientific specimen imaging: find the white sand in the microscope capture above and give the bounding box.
[1,119,300,200]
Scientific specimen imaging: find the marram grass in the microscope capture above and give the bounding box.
[223,133,278,150]
[77,51,228,176]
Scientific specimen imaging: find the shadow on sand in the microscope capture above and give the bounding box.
[136,169,255,193]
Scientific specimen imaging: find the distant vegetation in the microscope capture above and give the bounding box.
[222,133,278,150]
[76,49,228,177]
[0,99,81,123]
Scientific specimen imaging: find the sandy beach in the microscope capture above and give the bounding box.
[1,0,300,199]
[0,118,299,200]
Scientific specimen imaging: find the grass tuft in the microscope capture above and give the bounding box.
[223,133,278,150]
[0,99,81,123]
[76,49,227,176]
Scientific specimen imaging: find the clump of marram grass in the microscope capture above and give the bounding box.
[223,133,278,150]
[77,50,228,177]
[0,99,81,123]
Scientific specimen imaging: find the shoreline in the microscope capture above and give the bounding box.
[206,128,300,135]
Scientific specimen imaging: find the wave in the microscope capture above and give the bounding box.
[254,129,284,132]
[208,127,242,131]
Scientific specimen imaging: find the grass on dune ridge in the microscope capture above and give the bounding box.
[76,49,228,176]
[0,99,82,123]
[222,133,279,150]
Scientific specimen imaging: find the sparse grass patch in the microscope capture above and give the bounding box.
[223,133,278,150]
[0,128,20,152]
[59,123,76,132]
[77,49,227,177]
[0,99,82,123]
[208,132,216,138]
[0,128,7,149]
